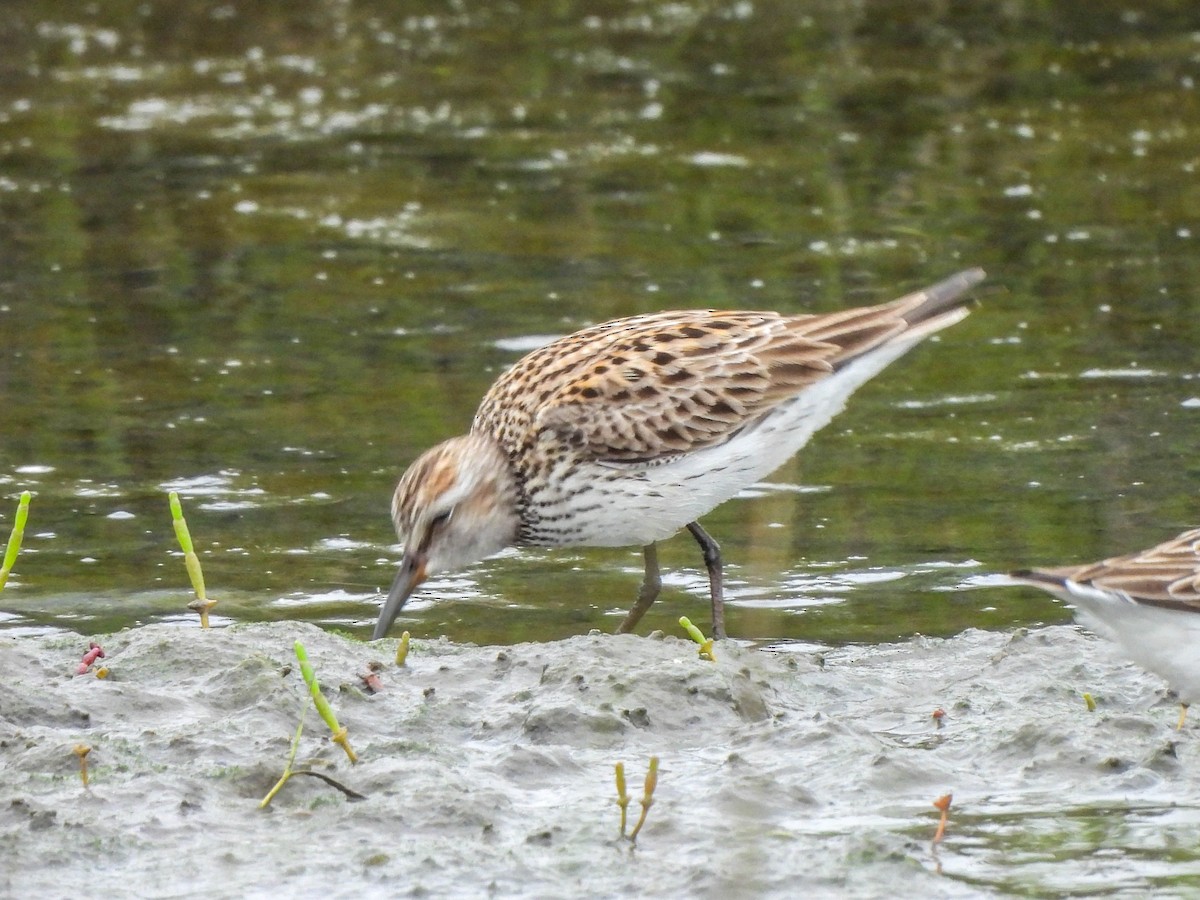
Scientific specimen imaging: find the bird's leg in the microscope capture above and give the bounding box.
[616,543,662,634]
[1178,702,1190,731]
[686,521,726,640]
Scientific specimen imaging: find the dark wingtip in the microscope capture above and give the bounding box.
[1007,569,1066,588]
[911,268,987,319]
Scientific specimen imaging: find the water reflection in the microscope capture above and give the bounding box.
[0,1,1197,651]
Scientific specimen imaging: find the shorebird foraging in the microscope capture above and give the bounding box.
[1010,528,1200,729]
[373,268,985,642]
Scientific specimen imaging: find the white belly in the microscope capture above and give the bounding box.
[1065,583,1200,704]
[525,333,933,547]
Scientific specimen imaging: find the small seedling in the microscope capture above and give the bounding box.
[614,762,630,837]
[932,708,946,729]
[260,700,311,808]
[295,641,357,764]
[678,617,715,661]
[628,756,659,843]
[359,661,384,694]
[75,642,105,676]
[0,491,31,592]
[73,744,91,787]
[259,697,367,809]
[395,630,411,667]
[614,757,660,844]
[169,492,216,627]
[932,793,952,844]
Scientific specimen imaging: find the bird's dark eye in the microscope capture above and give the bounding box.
[430,509,453,529]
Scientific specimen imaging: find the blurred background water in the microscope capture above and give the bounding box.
[0,1,1197,647]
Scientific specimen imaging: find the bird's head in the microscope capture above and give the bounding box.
[372,433,519,639]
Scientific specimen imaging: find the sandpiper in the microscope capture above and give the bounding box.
[1010,527,1200,728]
[374,268,985,641]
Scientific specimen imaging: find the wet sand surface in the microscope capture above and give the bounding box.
[3,622,1199,898]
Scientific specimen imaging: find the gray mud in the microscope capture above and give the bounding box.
[3,624,1199,898]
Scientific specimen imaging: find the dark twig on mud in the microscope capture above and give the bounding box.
[290,770,367,801]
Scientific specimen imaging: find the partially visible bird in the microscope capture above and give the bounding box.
[373,268,985,641]
[1010,527,1200,729]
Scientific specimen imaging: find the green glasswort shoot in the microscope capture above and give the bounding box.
[169,492,216,627]
[1083,692,1096,712]
[0,491,31,592]
[259,699,310,809]
[678,616,716,662]
[295,641,357,764]
[614,761,630,837]
[395,630,411,667]
[260,696,366,807]
[628,756,659,843]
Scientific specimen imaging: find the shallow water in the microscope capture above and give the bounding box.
[1,1,1198,645]
[1,2,1199,894]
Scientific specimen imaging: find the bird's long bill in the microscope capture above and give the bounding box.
[372,552,427,640]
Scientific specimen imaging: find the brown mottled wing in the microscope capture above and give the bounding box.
[475,269,982,464]
[1056,528,1200,611]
